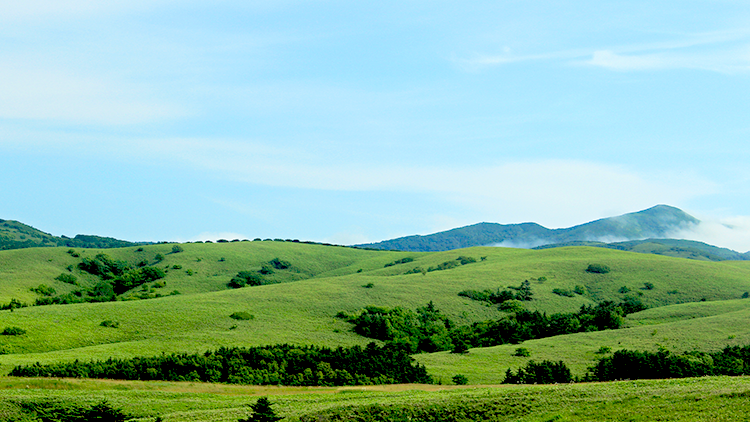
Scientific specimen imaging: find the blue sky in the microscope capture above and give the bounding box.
[1,1,749,251]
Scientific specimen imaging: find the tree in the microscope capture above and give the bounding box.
[239,397,283,422]
[452,374,468,385]
[171,245,184,254]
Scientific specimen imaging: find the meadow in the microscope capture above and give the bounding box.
[2,241,750,419]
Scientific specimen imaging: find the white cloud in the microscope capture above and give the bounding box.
[113,139,714,228]
[0,63,186,124]
[673,216,750,253]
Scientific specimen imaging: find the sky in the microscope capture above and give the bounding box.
[1,1,749,251]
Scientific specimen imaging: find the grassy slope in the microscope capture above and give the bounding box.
[1,376,749,421]
[2,243,750,381]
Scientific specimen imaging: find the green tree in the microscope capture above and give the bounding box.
[239,397,283,422]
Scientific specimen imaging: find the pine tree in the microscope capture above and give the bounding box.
[239,397,283,422]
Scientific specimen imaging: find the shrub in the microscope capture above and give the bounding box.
[596,346,612,354]
[259,265,275,275]
[362,283,374,289]
[452,374,469,385]
[618,286,630,294]
[269,258,292,270]
[30,284,56,296]
[2,326,26,336]
[55,273,78,284]
[552,288,574,297]
[643,282,655,290]
[186,269,194,276]
[100,320,119,328]
[172,264,182,269]
[154,253,164,263]
[573,285,585,295]
[228,271,264,288]
[743,292,750,299]
[171,245,184,254]
[230,312,255,321]
[586,264,610,274]
[514,347,531,357]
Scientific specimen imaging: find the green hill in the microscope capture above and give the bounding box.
[2,241,750,377]
[356,205,702,252]
[0,219,142,250]
[536,238,750,261]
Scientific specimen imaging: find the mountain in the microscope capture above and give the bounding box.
[355,205,701,252]
[0,219,144,250]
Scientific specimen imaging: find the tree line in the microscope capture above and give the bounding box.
[339,299,645,354]
[9,343,430,386]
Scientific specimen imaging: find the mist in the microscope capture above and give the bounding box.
[671,216,750,253]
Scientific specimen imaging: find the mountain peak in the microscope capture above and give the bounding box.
[356,205,700,252]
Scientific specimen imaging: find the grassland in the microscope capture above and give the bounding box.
[2,243,750,375]
[3,241,750,420]
[1,376,750,421]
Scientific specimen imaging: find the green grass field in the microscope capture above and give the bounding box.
[2,243,750,375]
[3,242,750,420]
[1,376,750,421]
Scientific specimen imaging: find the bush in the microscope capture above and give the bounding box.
[2,326,26,336]
[230,312,255,321]
[171,245,184,254]
[228,271,264,288]
[573,285,585,295]
[55,273,78,285]
[743,292,750,299]
[154,253,164,263]
[100,320,119,328]
[586,264,610,274]
[618,286,630,294]
[452,374,468,385]
[503,360,572,384]
[643,282,655,290]
[514,347,531,357]
[30,284,56,296]
[269,258,292,270]
[362,283,374,289]
[552,288,574,297]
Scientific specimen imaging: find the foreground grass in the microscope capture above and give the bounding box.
[1,376,749,421]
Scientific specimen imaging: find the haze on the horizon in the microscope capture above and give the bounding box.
[1,1,749,251]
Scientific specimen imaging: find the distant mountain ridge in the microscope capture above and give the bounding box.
[0,219,144,250]
[355,205,714,254]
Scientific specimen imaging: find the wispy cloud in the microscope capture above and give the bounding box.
[0,62,186,124]
[461,30,750,74]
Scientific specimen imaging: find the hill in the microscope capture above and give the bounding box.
[536,238,750,261]
[355,204,701,252]
[2,241,750,377]
[0,219,142,250]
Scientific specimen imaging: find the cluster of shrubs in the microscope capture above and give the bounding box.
[227,258,293,288]
[78,253,166,294]
[10,343,430,386]
[339,299,645,354]
[458,280,534,304]
[500,342,750,385]
[403,256,477,275]
[384,257,414,267]
[588,344,750,381]
[10,400,129,421]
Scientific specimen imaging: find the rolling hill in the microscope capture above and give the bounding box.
[0,219,143,250]
[355,204,704,252]
[2,239,750,420]
[2,241,750,378]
